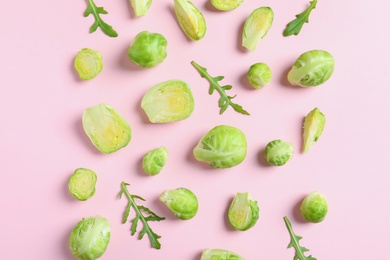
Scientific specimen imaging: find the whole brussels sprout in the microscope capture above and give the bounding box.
[247,62,272,88]
[142,146,169,176]
[128,31,167,68]
[287,50,335,87]
[74,48,103,80]
[201,248,245,260]
[264,139,294,166]
[300,191,328,223]
[210,0,244,11]
[68,168,97,201]
[160,188,198,220]
[69,216,111,260]
[228,192,259,231]
[193,125,247,168]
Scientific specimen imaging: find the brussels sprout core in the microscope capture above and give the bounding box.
[74,48,103,80]
[68,168,97,201]
[228,192,259,231]
[174,0,206,40]
[211,0,243,11]
[200,248,245,260]
[142,146,169,175]
[264,140,294,166]
[160,188,198,220]
[247,62,272,88]
[300,191,328,223]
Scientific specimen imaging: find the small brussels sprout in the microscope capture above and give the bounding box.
[68,168,97,201]
[242,7,274,51]
[129,0,152,17]
[300,191,328,223]
[193,125,247,169]
[74,48,103,80]
[174,0,206,41]
[142,146,169,176]
[287,50,335,87]
[264,140,294,166]
[247,62,272,88]
[228,192,259,231]
[160,188,198,220]
[210,0,243,11]
[303,107,326,152]
[141,80,194,123]
[201,248,245,260]
[69,216,110,260]
[82,103,132,154]
[128,31,167,68]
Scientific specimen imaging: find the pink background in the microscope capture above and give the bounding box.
[1,0,389,259]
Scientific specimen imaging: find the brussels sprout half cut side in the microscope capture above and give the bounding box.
[74,48,103,80]
[228,192,259,231]
[210,0,244,11]
[300,191,328,223]
[201,248,245,260]
[264,139,294,166]
[142,146,169,176]
[129,0,152,17]
[68,168,97,201]
[303,107,326,152]
[174,0,206,41]
[160,188,199,220]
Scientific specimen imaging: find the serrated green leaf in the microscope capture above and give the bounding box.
[283,0,317,36]
[84,0,118,37]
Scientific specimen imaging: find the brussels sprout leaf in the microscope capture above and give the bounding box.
[119,182,165,249]
[84,0,118,37]
[191,61,250,115]
[283,216,317,260]
[283,0,317,36]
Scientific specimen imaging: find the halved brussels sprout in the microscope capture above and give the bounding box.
[74,48,103,80]
[300,191,328,223]
[142,146,169,176]
[201,248,245,260]
[68,168,97,201]
[174,0,206,41]
[287,50,335,87]
[210,0,243,11]
[228,192,259,231]
[242,7,274,51]
[69,216,111,260]
[141,80,194,123]
[264,139,293,166]
[247,62,272,88]
[129,0,152,17]
[193,125,247,168]
[303,107,326,152]
[160,188,198,220]
[82,103,132,154]
[128,31,167,68]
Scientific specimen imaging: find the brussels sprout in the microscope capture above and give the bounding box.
[201,248,245,260]
[287,50,335,87]
[141,80,194,123]
[264,140,293,166]
[69,216,111,260]
[74,48,103,80]
[82,103,132,154]
[129,0,152,17]
[68,168,97,201]
[210,0,243,11]
[247,62,272,88]
[242,7,273,51]
[303,107,326,152]
[142,146,169,176]
[228,192,259,231]
[300,191,328,223]
[160,188,198,220]
[174,0,206,41]
[193,125,247,168]
[128,31,167,68]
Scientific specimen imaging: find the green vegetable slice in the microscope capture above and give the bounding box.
[228,192,259,231]
[303,108,326,152]
[174,0,206,40]
[68,168,97,201]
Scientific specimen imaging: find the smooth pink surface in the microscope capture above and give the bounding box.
[1,0,390,259]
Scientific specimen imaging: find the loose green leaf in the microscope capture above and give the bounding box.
[283,216,317,260]
[191,61,250,115]
[84,0,118,37]
[120,182,165,249]
[283,0,317,36]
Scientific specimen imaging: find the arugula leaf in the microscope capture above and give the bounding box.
[284,216,317,260]
[283,0,317,36]
[119,182,165,249]
[84,0,118,37]
[191,61,250,116]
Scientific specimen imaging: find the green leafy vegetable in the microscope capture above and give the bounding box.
[191,61,249,115]
[283,216,317,260]
[119,182,165,249]
[283,0,317,36]
[84,0,118,37]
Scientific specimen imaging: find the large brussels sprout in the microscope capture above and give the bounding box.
[68,168,97,201]
[201,248,245,260]
[264,139,294,166]
[300,191,328,223]
[303,107,326,152]
[210,0,243,11]
[74,48,103,80]
[69,216,111,260]
[128,31,167,68]
[193,125,247,168]
[160,188,198,220]
[242,7,274,51]
[129,0,152,17]
[141,80,194,123]
[142,146,169,176]
[82,103,132,154]
[287,50,335,87]
[228,192,259,231]
[247,62,272,88]
[174,0,206,41]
